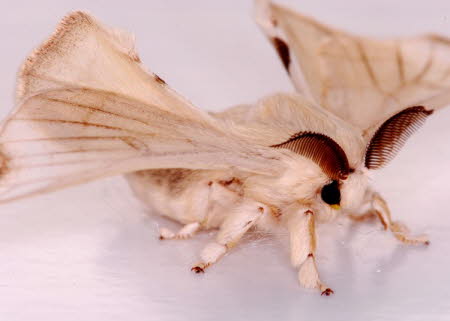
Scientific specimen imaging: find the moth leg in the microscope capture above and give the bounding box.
[289,209,333,296]
[159,222,201,240]
[191,201,266,273]
[348,211,377,222]
[372,192,429,245]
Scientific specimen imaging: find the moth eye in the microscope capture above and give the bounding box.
[321,180,341,207]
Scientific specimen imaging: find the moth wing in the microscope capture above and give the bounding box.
[17,11,207,124]
[0,88,283,203]
[256,0,450,131]
[0,12,282,203]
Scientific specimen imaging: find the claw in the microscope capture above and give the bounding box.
[159,227,175,240]
[321,288,334,296]
[191,266,205,274]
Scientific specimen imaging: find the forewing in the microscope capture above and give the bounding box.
[17,11,211,124]
[0,12,282,203]
[255,0,450,130]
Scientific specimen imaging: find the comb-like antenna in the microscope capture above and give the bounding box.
[272,132,349,180]
[365,106,433,170]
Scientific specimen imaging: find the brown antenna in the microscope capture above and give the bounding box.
[365,106,433,170]
[272,132,350,180]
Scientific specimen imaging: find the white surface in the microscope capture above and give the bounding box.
[1,1,450,320]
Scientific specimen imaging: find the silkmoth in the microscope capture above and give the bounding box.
[1,0,449,296]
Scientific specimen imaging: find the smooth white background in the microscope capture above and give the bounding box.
[1,1,450,320]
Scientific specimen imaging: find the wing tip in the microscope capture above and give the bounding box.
[255,0,338,38]
[16,11,94,102]
[15,10,142,103]
[254,0,291,36]
[254,0,274,30]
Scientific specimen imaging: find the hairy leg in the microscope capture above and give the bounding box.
[159,222,201,240]
[289,208,333,296]
[372,192,429,245]
[191,200,266,273]
[348,211,376,222]
[158,177,241,240]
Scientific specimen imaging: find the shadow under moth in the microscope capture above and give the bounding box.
[1,0,449,295]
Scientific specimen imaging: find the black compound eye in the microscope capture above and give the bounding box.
[321,180,341,206]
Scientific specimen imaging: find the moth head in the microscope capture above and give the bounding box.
[324,106,433,210]
[364,106,433,170]
[320,167,370,211]
[271,105,432,213]
[271,132,353,210]
[337,106,433,210]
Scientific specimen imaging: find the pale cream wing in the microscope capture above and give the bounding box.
[17,11,211,125]
[0,12,283,203]
[255,0,450,130]
[0,88,281,203]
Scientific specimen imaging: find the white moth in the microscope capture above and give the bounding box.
[1,1,450,295]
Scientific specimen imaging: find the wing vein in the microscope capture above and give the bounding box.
[396,41,405,85]
[10,118,155,137]
[1,136,146,144]
[43,96,154,128]
[355,39,382,92]
[8,148,133,159]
